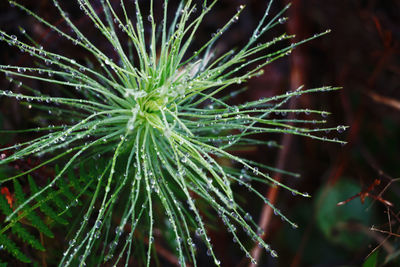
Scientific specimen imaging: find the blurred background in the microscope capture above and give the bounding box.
[0,0,399,266]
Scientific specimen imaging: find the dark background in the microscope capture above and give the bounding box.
[0,0,399,266]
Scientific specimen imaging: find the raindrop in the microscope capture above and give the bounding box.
[244,213,252,221]
[278,17,287,24]
[206,249,212,256]
[195,228,202,237]
[270,250,278,258]
[257,228,264,235]
[252,167,259,175]
[337,125,346,133]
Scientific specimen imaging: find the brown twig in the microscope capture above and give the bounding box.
[290,4,399,267]
[359,145,400,211]
[248,0,304,265]
[365,90,400,111]
[40,231,47,267]
[338,221,394,254]
[142,236,191,267]
[336,179,394,207]
[366,207,397,259]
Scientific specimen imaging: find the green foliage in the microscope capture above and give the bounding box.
[28,176,68,225]
[0,163,99,263]
[13,179,54,238]
[363,251,378,267]
[0,0,344,266]
[0,233,31,264]
[316,179,375,250]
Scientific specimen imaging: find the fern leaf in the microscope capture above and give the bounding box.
[56,175,75,203]
[50,191,72,218]
[0,191,13,215]
[0,233,31,263]
[13,180,54,238]
[11,222,45,251]
[27,176,68,225]
[12,179,25,207]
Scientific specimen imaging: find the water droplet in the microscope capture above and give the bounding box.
[278,17,287,24]
[270,250,278,258]
[253,167,259,175]
[206,249,212,256]
[244,213,252,221]
[195,228,202,237]
[337,125,346,133]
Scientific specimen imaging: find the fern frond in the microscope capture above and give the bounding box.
[0,195,31,263]
[0,233,31,263]
[27,176,68,225]
[13,179,54,238]
[10,222,45,251]
[0,164,98,263]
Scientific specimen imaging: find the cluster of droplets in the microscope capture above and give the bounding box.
[0,0,349,266]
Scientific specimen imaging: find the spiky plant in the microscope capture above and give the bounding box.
[0,0,345,265]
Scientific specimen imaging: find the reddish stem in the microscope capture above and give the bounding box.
[249,0,304,265]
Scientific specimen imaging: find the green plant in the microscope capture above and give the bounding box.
[0,161,103,264]
[0,0,345,265]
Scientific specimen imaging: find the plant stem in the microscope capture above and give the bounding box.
[249,0,305,265]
